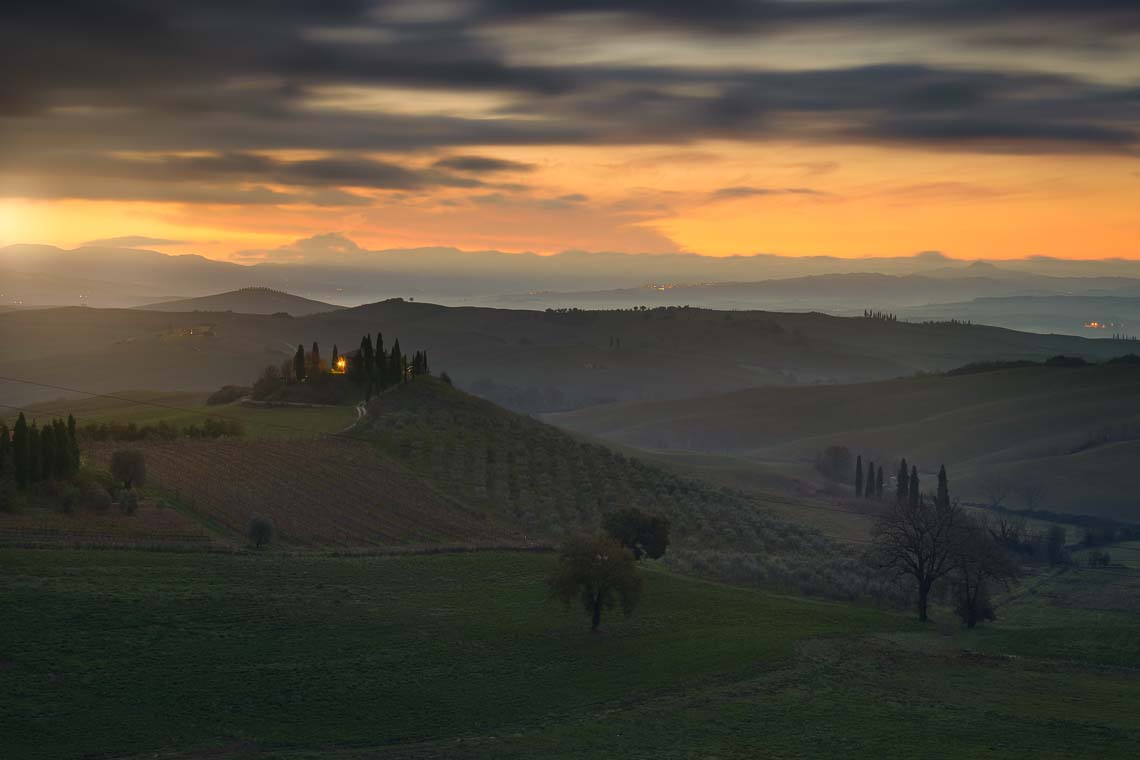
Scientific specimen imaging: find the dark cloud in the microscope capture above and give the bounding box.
[710,187,826,201]
[2,0,1137,206]
[433,155,536,173]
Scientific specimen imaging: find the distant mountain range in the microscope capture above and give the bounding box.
[136,287,341,317]
[6,241,1140,313]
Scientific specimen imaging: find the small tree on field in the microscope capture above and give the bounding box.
[872,489,965,622]
[110,449,146,489]
[248,515,274,548]
[816,445,852,481]
[952,517,1019,628]
[603,508,671,560]
[854,454,863,497]
[549,534,642,632]
[875,465,884,500]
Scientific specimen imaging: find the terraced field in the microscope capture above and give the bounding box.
[86,438,520,548]
[0,503,214,549]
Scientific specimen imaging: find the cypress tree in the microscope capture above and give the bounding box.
[294,344,307,383]
[375,332,386,385]
[390,339,402,384]
[361,334,374,369]
[854,454,863,498]
[40,424,55,482]
[936,464,950,508]
[896,459,909,504]
[876,465,884,499]
[28,423,40,484]
[909,465,920,507]
[422,350,429,376]
[13,413,29,489]
[866,460,875,500]
[53,420,70,478]
[0,422,9,481]
[67,414,79,471]
[311,341,320,373]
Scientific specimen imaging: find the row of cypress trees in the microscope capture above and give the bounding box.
[283,334,432,402]
[0,413,80,490]
[348,332,430,399]
[853,454,884,499]
[854,454,951,508]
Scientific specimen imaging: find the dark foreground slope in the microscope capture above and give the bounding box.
[2,299,1134,410]
[3,549,1138,759]
[550,363,1140,519]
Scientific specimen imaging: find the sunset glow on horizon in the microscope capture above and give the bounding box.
[2,2,1138,263]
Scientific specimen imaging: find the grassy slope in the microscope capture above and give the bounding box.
[10,390,356,438]
[2,549,1137,760]
[549,364,1140,519]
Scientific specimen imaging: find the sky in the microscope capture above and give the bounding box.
[1,0,1139,261]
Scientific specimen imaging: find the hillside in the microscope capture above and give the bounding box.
[490,271,1140,317]
[136,287,341,316]
[3,299,1135,411]
[899,294,1140,336]
[549,363,1140,520]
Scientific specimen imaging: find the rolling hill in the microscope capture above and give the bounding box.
[548,362,1140,520]
[33,378,895,601]
[2,299,1135,411]
[136,287,341,316]
[490,271,1140,317]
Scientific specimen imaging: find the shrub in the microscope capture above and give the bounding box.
[440,371,453,386]
[248,515,274,548]
[57,482,80,513]
[118,488,140,515]
[85,484,112,511]
[207,385,250,405]
[251,365,284,400]
[1088,549,1111,568]
[110,449,147,489]
[815,445,853,482]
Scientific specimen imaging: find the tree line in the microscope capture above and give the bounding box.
[1,413,80,492]
[253,332,432,402]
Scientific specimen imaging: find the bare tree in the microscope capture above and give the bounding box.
[984,512,1027,549]
[980,473,1009,509]
[953,517,1020,628]
[872,494,965,621]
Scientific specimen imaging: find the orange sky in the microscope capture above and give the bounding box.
[4,141,1137,261]
[3,3,1138,262]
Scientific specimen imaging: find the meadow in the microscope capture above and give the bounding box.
[2,549,1138,759]
[12,391,356,439]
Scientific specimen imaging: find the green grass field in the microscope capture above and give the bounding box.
[3,549,1138,759]
[9,390,356,439]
